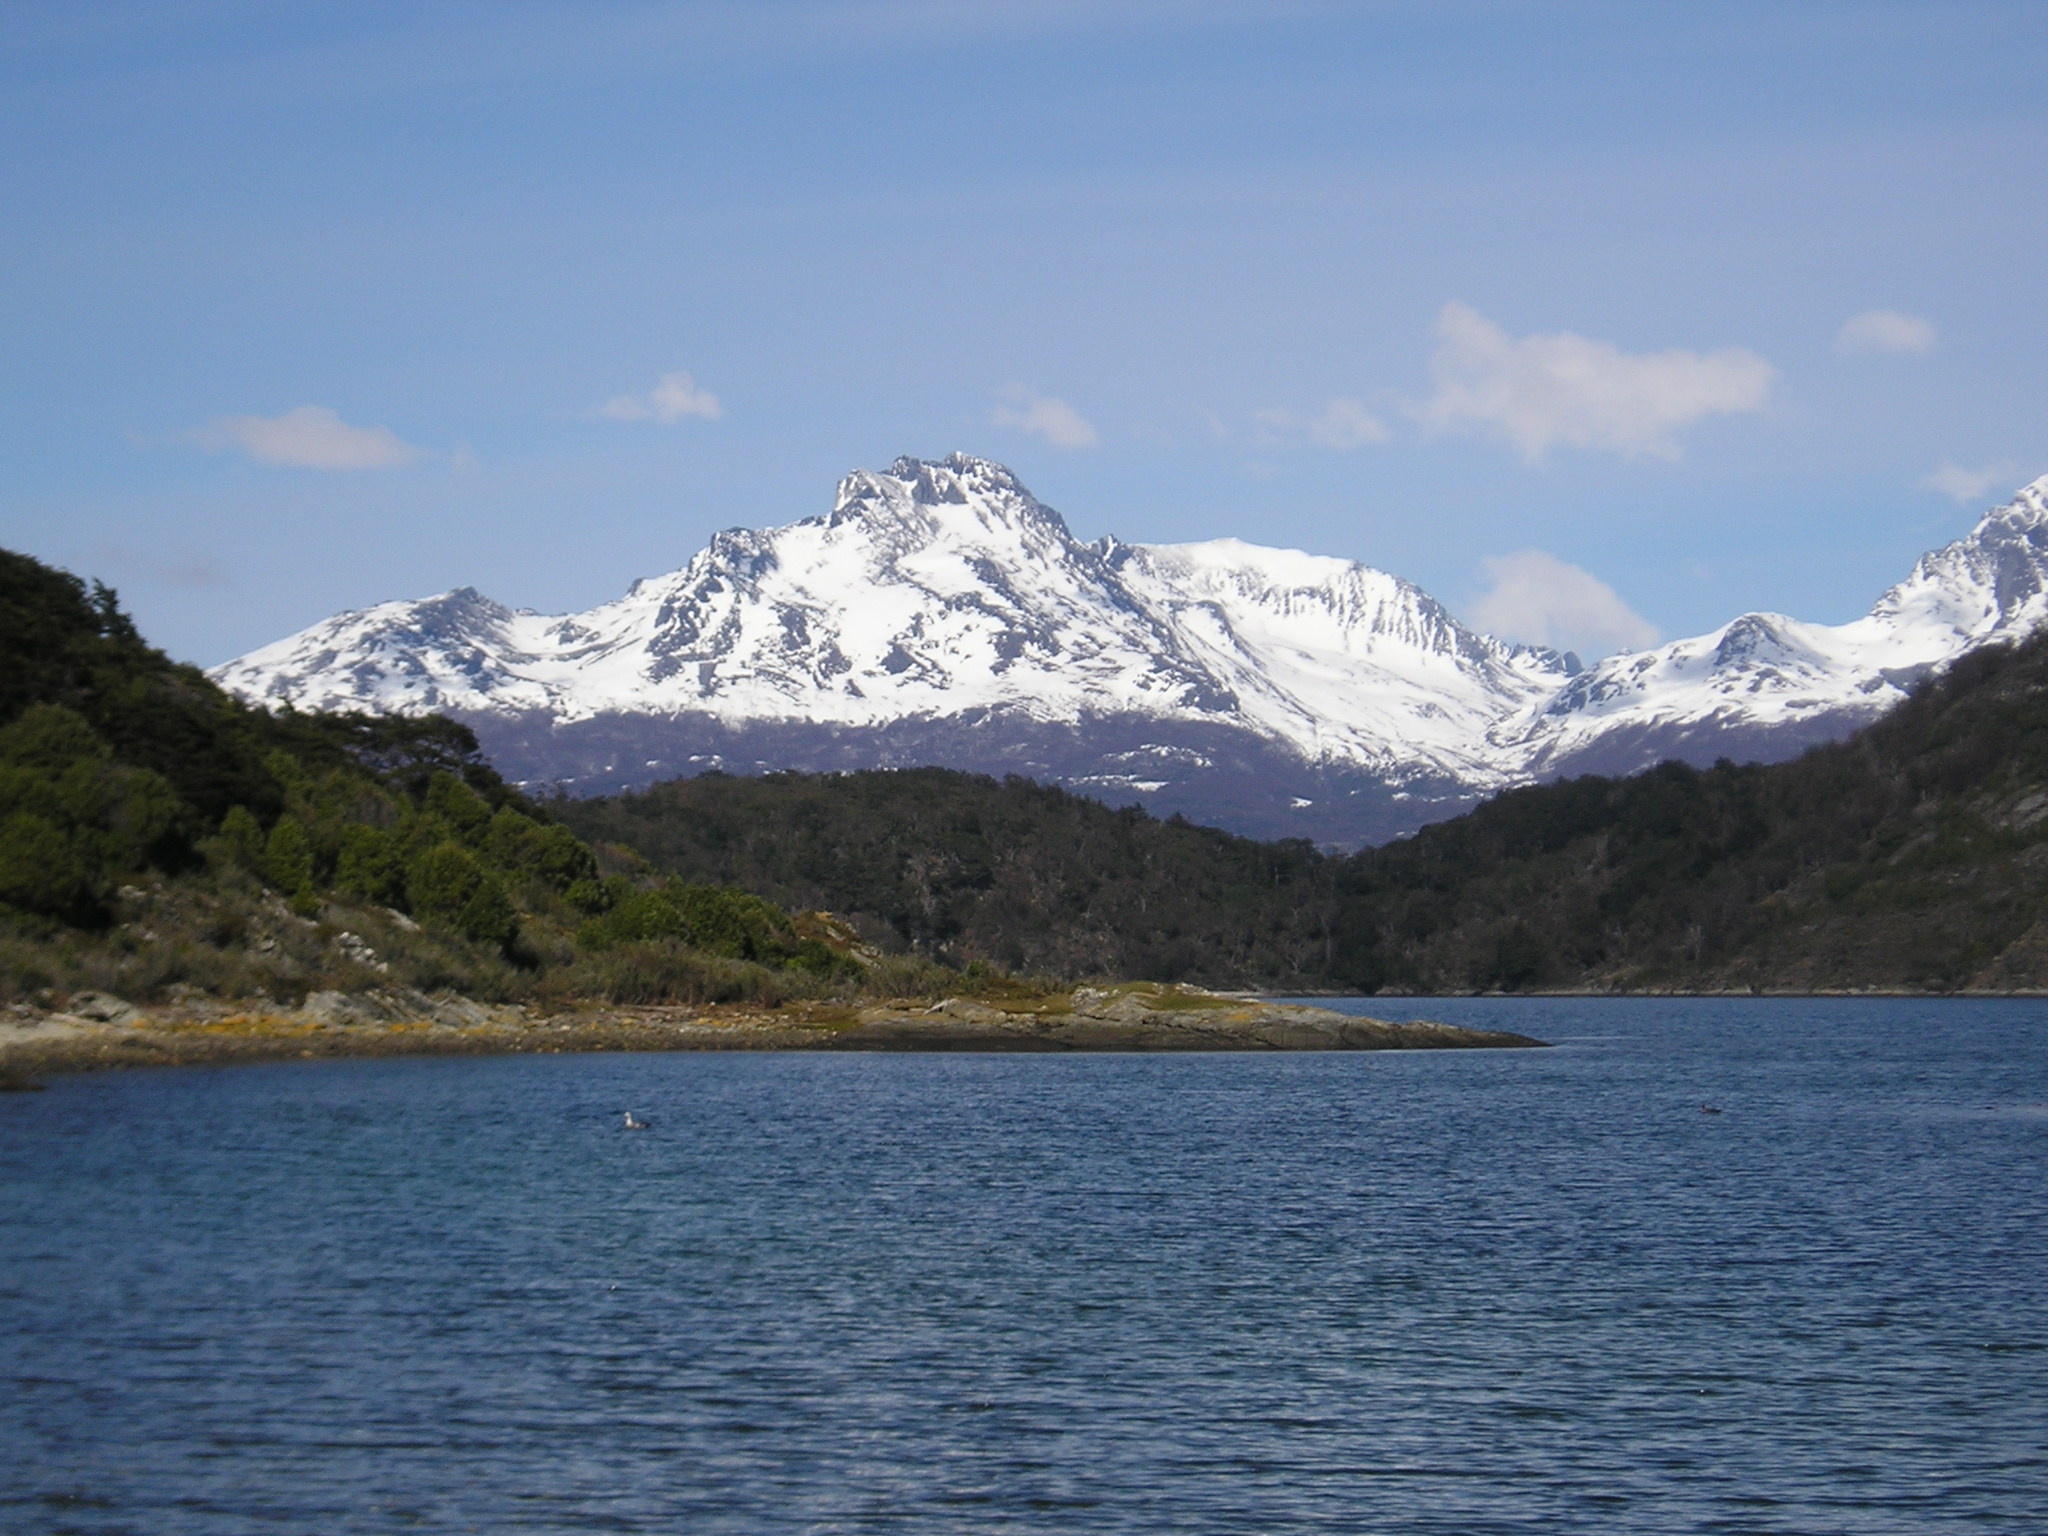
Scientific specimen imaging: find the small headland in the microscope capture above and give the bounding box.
[0,982,1543,1080]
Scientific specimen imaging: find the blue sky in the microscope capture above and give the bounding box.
[3,0,2045,666]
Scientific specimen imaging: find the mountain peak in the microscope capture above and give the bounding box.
[211,463,2048,844]
[1866,478,2048,639]
[829,455,1073,541]
[1972,474,2048,528]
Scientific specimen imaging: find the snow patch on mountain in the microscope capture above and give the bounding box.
[1502,474,2048,776]
[215,454,1575,791]
[1105,537,1566,783]
[211,459,2048,841]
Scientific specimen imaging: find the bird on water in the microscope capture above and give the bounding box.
[622,1111,650,1130]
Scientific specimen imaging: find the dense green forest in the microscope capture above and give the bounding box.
[563,633,2048,993]
[16,537,2048,1002]
[1338,633,2048,992]
[560,768,1337,981]
[0,548,894,1007]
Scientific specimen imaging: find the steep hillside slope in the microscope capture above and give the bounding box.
[0,548,877,1010]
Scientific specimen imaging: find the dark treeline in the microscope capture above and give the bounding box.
[560,770,1339,983]
[1340,631,2048,991]
[562,631,2048,992]
[0,547,892,1006]
[18,533,2048,999]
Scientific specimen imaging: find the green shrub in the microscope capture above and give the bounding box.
[1,703,108,775]
[335,824,407,906]
[425,773,493,842]
[563,877,612,914]
[486,806,599,890]
[263,748,312,804]
[571,941,785,1006]
[571,880,865,982]
[263,815,315,897]
[785,937,858,978]
[0,705,183,921]
[455,874,519,949]
[408,840,484,921]
[531,824,598,888]
[0,811,94,921]
[577,882,788,959]
[218,805,265,869]
[578,887,688,948]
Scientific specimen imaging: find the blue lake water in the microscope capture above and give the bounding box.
[3,998,2046,1534]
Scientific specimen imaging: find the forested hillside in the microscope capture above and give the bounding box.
[563,632,2048,993]
[0,548,887,1007]
[17,537,2048,1001]
[1338,634,2048,992]
[559,769,1337,983]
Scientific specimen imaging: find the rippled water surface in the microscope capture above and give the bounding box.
[4,999,2046,1533]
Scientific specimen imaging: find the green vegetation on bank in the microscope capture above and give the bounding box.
[561,632,2048,993]
[0,548,903,1008]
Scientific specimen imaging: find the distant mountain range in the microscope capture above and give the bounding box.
[213,456,2048,844]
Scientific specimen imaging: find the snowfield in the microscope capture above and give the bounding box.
[212,457,2048,842]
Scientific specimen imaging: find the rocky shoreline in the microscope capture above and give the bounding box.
[0,984,1544,1083]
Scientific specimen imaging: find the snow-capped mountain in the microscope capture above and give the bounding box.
[213,457,2048,844]
[1502,473,2048,779]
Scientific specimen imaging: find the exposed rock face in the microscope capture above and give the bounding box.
[212,458,2048,845]
[61,991,140,1025]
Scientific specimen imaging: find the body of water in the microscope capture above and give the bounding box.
[3,998,2045,1533]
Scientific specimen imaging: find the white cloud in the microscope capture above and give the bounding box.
[1468,549,1660,659]
[1921,461,2023,504]
[1306,398,1390,450]
[1420,302,1774,462]
[597,370,723,423]
[1250,397,1389,451]
[991,384,1099,449]
[1836,309,1937,357]
[197,405,418,470]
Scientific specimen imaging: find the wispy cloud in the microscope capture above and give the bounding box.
[1420,302,1774,462]
[596,370,724,423]
[1468,549,1659,659]
[991,384,1099,449]
[1921,461,2022,504]
[1836,309,1937,357]
[196,405,418,470]
[1249,397,1389,451]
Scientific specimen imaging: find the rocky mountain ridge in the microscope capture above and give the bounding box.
[213,457,2048,844]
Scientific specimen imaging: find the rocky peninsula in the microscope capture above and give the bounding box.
[0,982,1543,1083]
